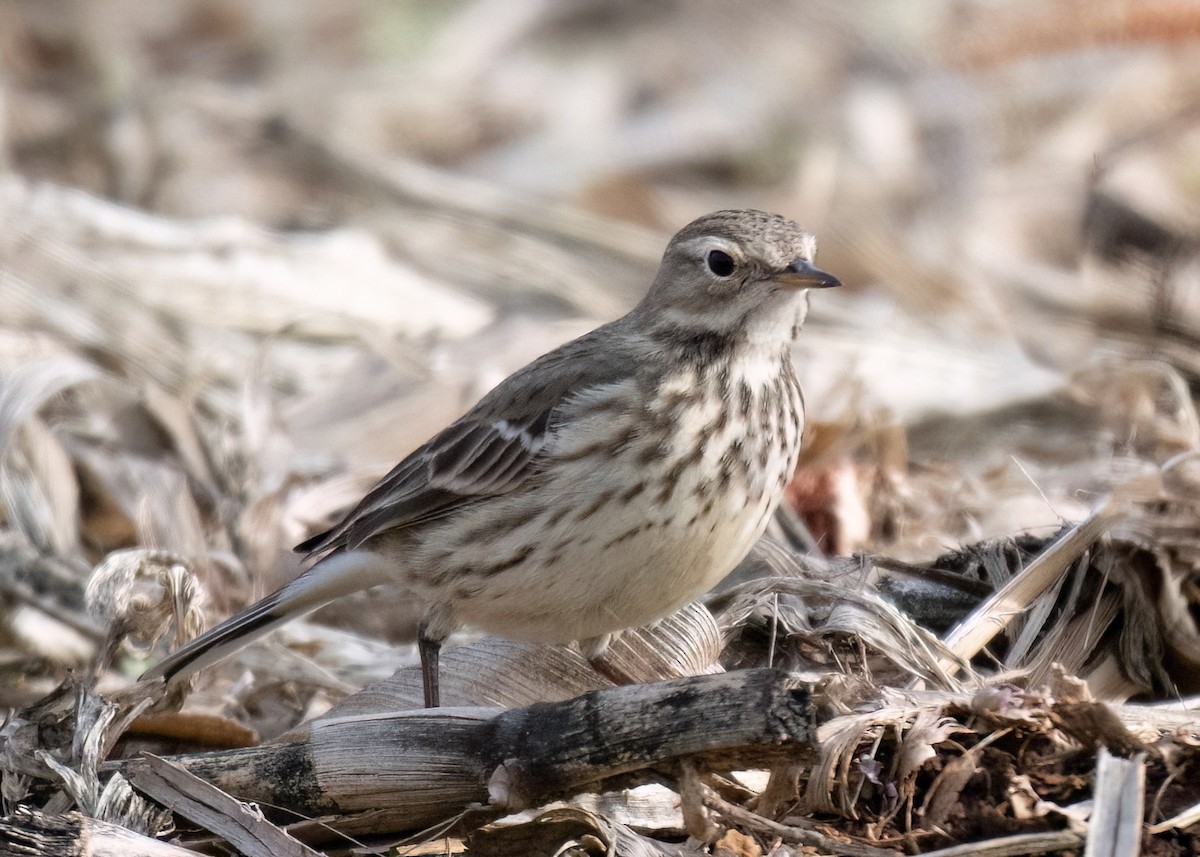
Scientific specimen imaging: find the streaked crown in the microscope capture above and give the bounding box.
[670,210,817,273]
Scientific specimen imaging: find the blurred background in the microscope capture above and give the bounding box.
[2,0,1199,697]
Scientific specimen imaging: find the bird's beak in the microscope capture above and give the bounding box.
[777,258,842,289]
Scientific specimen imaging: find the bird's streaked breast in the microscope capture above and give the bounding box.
[408,343,805,644]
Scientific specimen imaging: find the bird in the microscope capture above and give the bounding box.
[142,209,841,707]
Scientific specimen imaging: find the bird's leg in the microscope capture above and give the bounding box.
[581,632,637,686]
[418,622,442,708]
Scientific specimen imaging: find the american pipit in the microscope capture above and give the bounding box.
[143,210,840,706]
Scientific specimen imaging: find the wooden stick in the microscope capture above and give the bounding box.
[124,669,814,838]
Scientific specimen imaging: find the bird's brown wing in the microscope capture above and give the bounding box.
[294,411,549,555]
[295,321,643,557]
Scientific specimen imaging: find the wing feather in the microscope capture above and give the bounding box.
[296,320,646,558]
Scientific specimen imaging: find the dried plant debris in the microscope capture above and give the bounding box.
[3,1,1200,854]
[2,508,1196,854]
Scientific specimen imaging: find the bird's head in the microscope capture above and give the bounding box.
[637,209,840,345]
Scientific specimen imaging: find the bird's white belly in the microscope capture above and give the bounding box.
[413,356,801,643]
[445,470,777,643]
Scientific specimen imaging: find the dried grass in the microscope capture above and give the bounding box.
[1,1,1199,855]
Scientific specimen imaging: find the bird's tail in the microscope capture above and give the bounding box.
[141,551,393,684]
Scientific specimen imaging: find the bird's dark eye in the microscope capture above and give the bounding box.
[707,249,735,277]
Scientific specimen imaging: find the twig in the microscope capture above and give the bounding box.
[125,753,322,857]
[917,830,1085,857]
[1148,799,1200,835]
[701,788,902,857]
